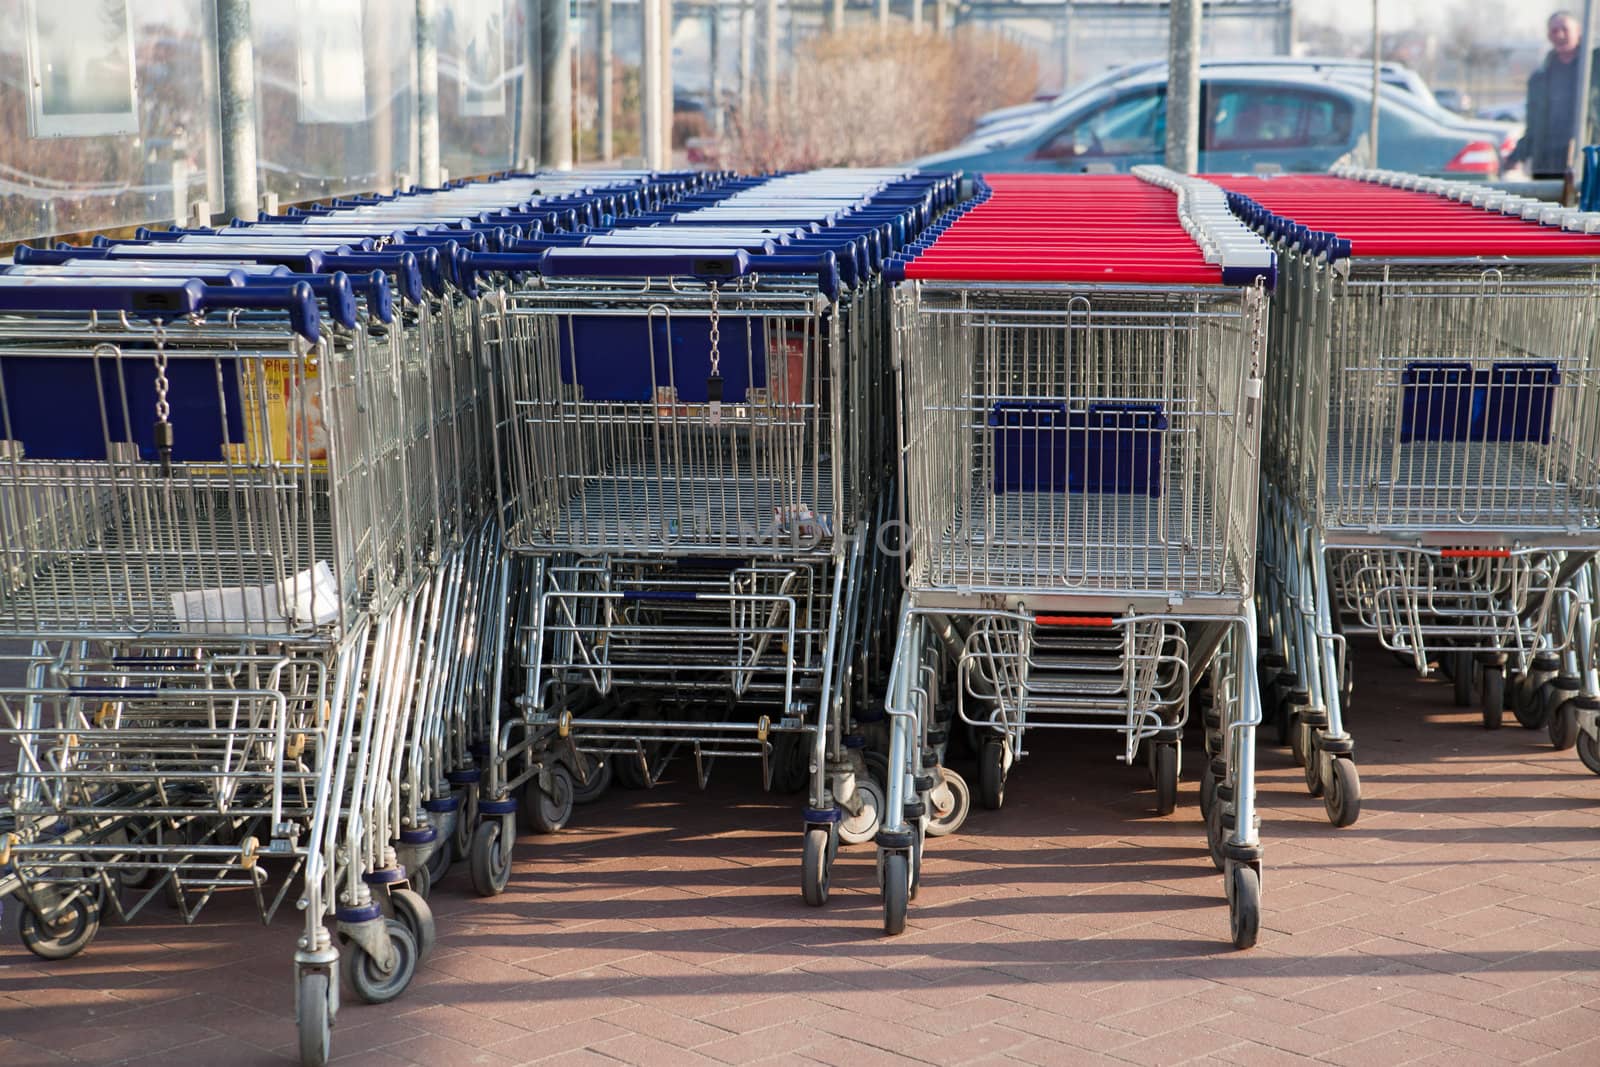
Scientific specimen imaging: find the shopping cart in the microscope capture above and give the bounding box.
[1218,168,1600,826]
[882,168,1275,947]
[467,169,956,904]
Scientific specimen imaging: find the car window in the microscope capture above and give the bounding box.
[1037,89,1166,158]
[1206,86,1353,151]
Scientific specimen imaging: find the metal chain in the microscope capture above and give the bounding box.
[707,280,721,378]
[153,322,174,476]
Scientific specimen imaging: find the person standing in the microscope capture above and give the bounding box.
[1510,11,1600,179]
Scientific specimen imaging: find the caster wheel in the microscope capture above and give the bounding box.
[1206,799,1227,873]
[1150,742,1178,817]
[1272,693,1293,747]
[528,764,575,834]
[469,819,513,897]
[19,893,100,960]
[769,733,811,794]
[801,826,833,907]
[1548,697,1579,751]
[343,919,417,1004]
[1577,728,1600,776]
[863,750,890,785]
[909,825,925,902]
[977,739,1008,811]
[297,972,333,1067]
[1452,651,1475,707]
[613,747,654,790]
[1303,740,1325,798]
[407,854,432,901]
[1324,757,1361,827]
[838,775,883,846]
[925,766,970,837]
[452,786,477,859]
[1481,667,1504,730]
[388,887,436,961]
[423,836,453,888]
[1228,865,1262,950]
[881,851,909,936]
[1512,677,1549,729]
[1289,715,1309,768]
[571,754,613,805]
[1198,765,1217,820]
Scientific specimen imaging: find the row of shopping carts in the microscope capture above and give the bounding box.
[0,168,725,1066]
[879,168,1278,946]
[1214,168,1600,823]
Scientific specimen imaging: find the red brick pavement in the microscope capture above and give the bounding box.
[4,641,1600,1065]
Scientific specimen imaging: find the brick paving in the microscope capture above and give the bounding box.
[4,639,1600,1065]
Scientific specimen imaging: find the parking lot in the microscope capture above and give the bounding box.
[4,640,1598,1067]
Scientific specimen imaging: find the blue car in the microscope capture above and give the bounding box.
[920,69,1503,178]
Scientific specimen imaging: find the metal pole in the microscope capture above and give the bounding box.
[933,0,946,34]
[709,1,724,135]
[1370,0,1381,167]
[1164,0,1200,173]
[599,0,614,160]
[642,0,664,166]
[739,0,753,119]
[661,0,675,163]
[829,0,844,33]
[1573,1,1597,180]
[912,0,923,33]
[542,0,574,169]
[1060,0,1072,91]
[217,0,259,219]
[417,0,441,187]
[877,0,889,34]
[518,0,541,169]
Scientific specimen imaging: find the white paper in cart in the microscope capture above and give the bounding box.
[170,561,340,633]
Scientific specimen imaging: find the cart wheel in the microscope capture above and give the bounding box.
[423,836,453,888]
[1548,697,1579,751]
[769,733,810,794]
[837,776,883,846]
[19,893,100,961]
[1272,691,1293,747]
[571,754,613,805]
[613,748,653,790]
[1205,798,1227,873]
[407,854,432,901]
[925,766,970,837]
[977,739,1008,811]
[1577,728,1600,776]
[881,851,909,936]
[1198,763,1217,820]
[297,971,333,1067]
[801,826,832,907]
[1302,733,1327,796]
[1290,714,1309,768]
[452,786,476,858]
[1228,865,1262,950]
[469,819,513,897]
[343,919,417,1005]
[1512,677,1549,729]
[1451,651,1475,707]
[863,749,890,785]
[1151,742,1179,816]
[1323,757,1361,827]
[909,823,925,902]
[1481,666,1505,730]
[388,887,436,961]
[528,764,574,834]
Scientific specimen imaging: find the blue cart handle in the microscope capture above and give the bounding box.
[538,248,841,301]
[0,277,322,343]
[321,251,425,306]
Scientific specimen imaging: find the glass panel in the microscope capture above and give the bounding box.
[0,0,222,243]
[438,0,530,179]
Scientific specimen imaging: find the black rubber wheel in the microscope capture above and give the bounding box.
[768,733,811,794]
[1229,865,1262,950]
[469,819,512,897]
[343,919,417,1005]
[881,851,908,936]
[1577,728,1600,776]
[837,775,883,846]
[423,835,453,887]
[1272,691,1293,747]
[801,826,831,907]
[1206,798,1227,873]
[1290,715,1309,768]
[1452,651,1475,707]
[1481,667,1505,730]
[977,739,1007,811]
[1304,740,1326,798]
[1548,697,1579,751]
[1151,743,1179,816]
[613,749,653,790]
[388,887,436,961]
[1512,676,1550,729]
[407,853,432,901]
[571,754,614,805]
[529,765,575,834]
[1198,764,1217,820]
[452,785,476,859]
[926,766,970,837]
[19,893,100,960]
[1324,757,1361,827]
[297,971,332,1067]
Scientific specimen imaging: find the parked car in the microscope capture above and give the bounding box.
[919,70,1504,178]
